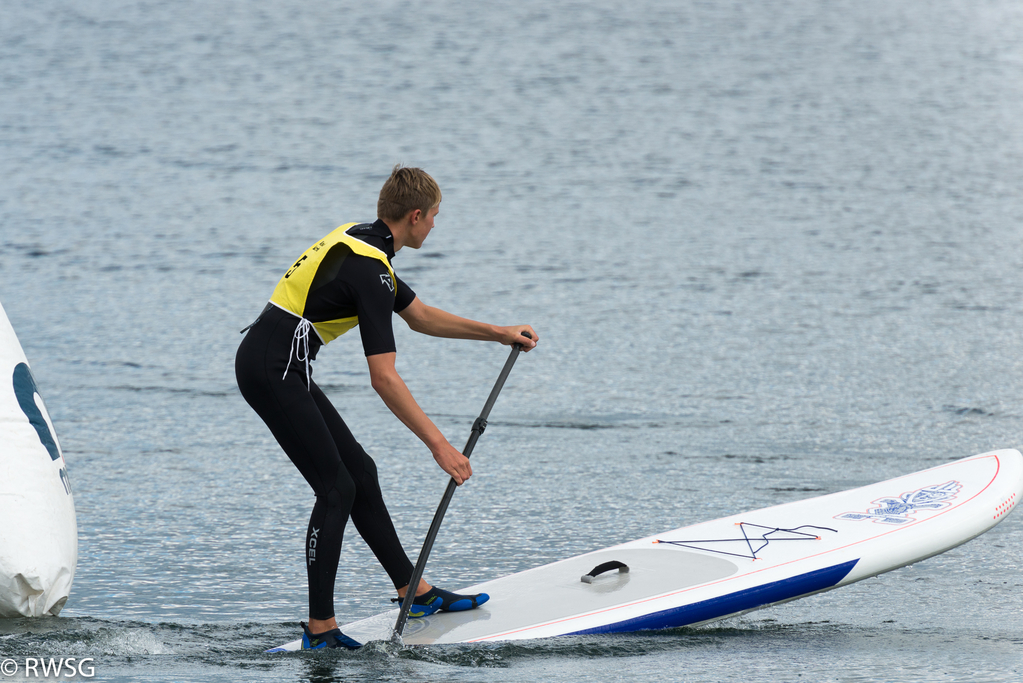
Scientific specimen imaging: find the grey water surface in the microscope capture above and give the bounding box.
[1,0,1022,681]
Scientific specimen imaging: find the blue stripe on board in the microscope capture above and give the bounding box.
[569,558,859,635]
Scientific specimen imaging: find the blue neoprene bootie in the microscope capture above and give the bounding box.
[300,622,361,650]
[393,587,490,618]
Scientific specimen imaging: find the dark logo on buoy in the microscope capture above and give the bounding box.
[12,362,60,461]
[12,362,71,495]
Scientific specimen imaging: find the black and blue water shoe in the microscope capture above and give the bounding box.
[300,622,361,650]
[393,587,490,618]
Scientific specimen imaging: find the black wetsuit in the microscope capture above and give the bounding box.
[235,220,416,620]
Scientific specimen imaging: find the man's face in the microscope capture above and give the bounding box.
[408,203,439,249]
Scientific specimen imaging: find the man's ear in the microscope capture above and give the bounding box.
[406,208,422,225]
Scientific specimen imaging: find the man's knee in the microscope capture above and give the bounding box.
[324,466,357,507]
[356,453,387,498]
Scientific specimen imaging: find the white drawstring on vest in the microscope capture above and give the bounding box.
[284,317,313,388]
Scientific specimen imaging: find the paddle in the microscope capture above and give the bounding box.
[392,331,532,640]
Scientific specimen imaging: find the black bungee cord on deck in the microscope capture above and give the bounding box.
[654,523,838,560]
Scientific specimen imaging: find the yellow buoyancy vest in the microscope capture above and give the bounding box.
[269,223,396,344]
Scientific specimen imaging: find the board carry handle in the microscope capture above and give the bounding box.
[581,560,630,583]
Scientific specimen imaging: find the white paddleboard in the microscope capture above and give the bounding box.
[0,301,78,617]
[268,448,1021,650]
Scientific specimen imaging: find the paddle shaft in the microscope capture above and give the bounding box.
[392,335,529,639]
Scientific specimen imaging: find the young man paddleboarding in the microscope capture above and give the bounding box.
[236,166,538,649]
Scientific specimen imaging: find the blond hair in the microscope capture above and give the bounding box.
[377,165,442,221]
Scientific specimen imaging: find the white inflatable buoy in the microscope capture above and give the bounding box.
[0,301,77,617]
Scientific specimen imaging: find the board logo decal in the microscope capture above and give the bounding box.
[835,480,962,525]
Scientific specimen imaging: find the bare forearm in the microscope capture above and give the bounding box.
[405,303,499,341]
[370,365,446,449]
[398,298,539,350]
[367,352,473,484]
